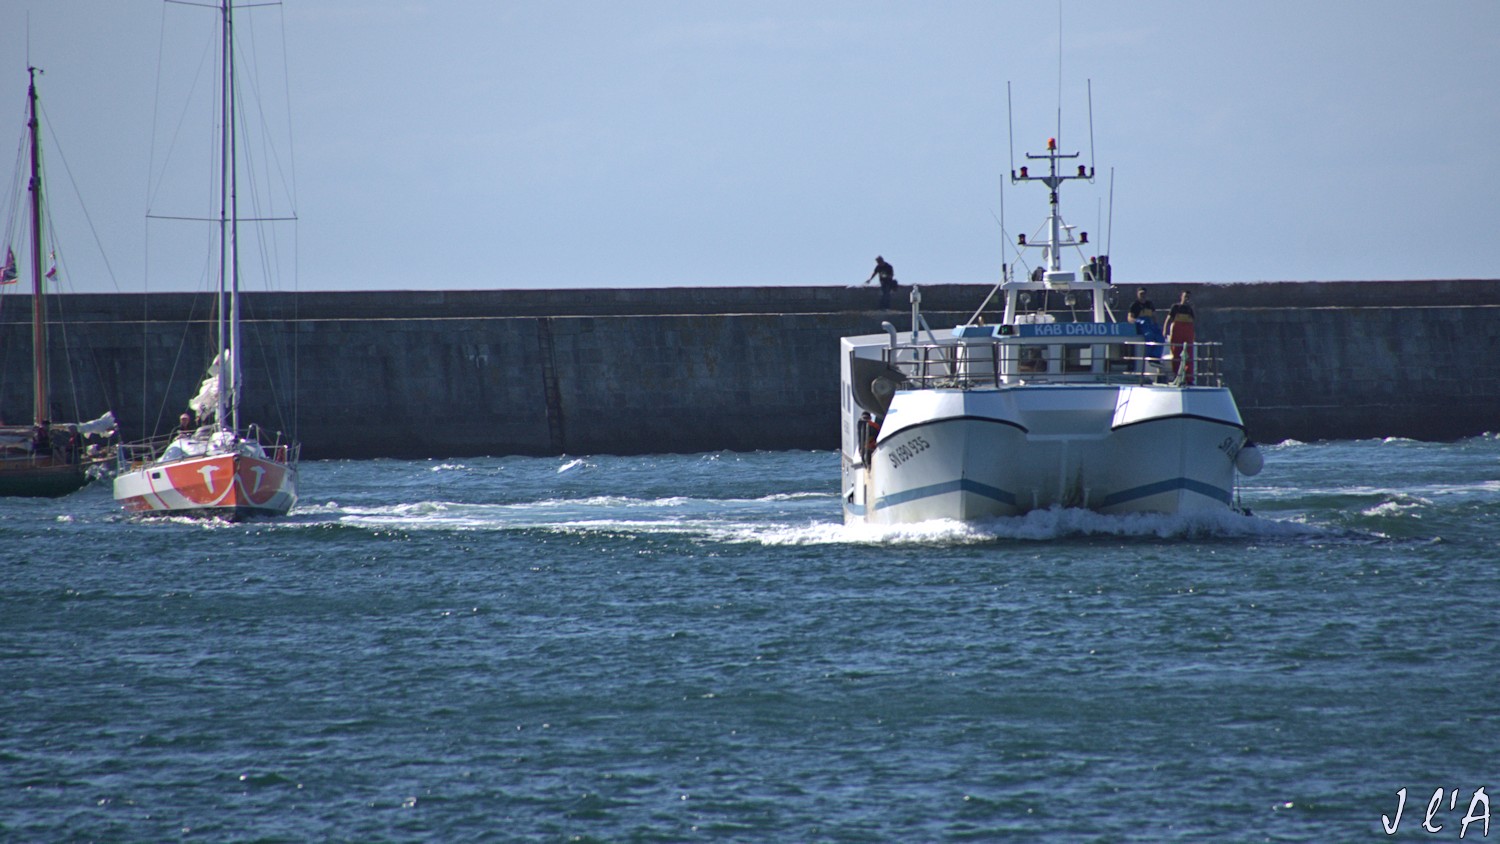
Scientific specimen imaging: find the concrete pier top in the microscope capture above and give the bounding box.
[10,278,1500,323]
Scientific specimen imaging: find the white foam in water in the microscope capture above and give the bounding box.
[548,518,715,536]
[1360,492,1434,518]
[755,492,834,503]
[506,495,689,509]
[1363,500,1421,518]
[715,506,1326,546]
[557,458,589,474]
[729,518,993,546]
[322,494,1337,542]
[333,495,711,533]
[322,483,1330,544]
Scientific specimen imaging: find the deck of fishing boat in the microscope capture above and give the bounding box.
[861,330,1226,390]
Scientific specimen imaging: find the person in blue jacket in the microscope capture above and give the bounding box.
[1128,287,1163,373]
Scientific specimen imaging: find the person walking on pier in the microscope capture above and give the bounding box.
[864,256,898,309]
[1164,290,1196,385]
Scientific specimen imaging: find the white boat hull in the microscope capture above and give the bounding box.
[114,449,297,520]
[843,385,1247,524]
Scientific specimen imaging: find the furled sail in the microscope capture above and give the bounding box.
[188,351,230,423]
[76,410,116,437]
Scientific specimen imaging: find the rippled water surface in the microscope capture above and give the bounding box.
[4,438,1498,841]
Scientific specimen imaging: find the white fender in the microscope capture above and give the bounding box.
[1235,442,1264,476]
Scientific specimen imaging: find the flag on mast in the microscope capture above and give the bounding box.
[0,247,17,284]
[45,251,57,281]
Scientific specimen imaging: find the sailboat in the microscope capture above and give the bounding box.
[113,0,299,519]
[0,67,117,498]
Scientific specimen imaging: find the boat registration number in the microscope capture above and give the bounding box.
[887,435,931,469]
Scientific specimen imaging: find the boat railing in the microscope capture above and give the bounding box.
[884,338,1226,388]
[117,426,302,470]
[245,424,300,465]
[117,434,176,470]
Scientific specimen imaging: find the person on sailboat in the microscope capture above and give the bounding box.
[1164,290,1196,385]
[177,412,196,439]
[864,256,898,310]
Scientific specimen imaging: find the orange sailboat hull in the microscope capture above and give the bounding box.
[115,448,297,520]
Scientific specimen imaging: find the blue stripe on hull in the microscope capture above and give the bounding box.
[874,478,1018,512]
[856,476,1232,516]
[1099,477,1232,508]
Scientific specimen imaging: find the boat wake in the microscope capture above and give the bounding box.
[746,507,1330,546]
[307,491,837,535]
[292,495,1344,547]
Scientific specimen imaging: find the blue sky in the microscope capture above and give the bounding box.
[3,1,1498,293]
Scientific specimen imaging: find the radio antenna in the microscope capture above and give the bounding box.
[1055,1,1064,153]
[1087,79,1096,177]
[998,171,1010,276]
[1006,81,1016,180]
[1106,167,1116,257]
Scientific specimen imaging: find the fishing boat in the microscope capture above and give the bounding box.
[840,134,1262,525]
[0,68,117,498]
[113,0,299,519]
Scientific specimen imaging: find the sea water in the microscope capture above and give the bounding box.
[2,438,1497,842]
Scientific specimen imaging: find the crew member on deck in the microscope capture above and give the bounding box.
[858,412,880,463]
[177,411,196,438]
[1164,290,1196,385]
[1128,287,1155,323]
[1129,287,1162,374]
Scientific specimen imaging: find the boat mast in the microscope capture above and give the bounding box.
[1045,140,1062,271]
[1006,131,1099,323]
[227,0,241,436]
[1016,138,1091,273]
[26,67,48,428]
[215,0,241,435]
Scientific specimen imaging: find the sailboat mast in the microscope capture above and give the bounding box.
[226,0,242,435]
[214,0,234,433]
[26,67,48,428]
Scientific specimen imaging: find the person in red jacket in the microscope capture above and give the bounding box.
[1164,290,1196,384]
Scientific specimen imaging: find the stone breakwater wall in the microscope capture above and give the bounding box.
[2,280,1496,458]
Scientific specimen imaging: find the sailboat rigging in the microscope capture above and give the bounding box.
[113,0,299,519]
